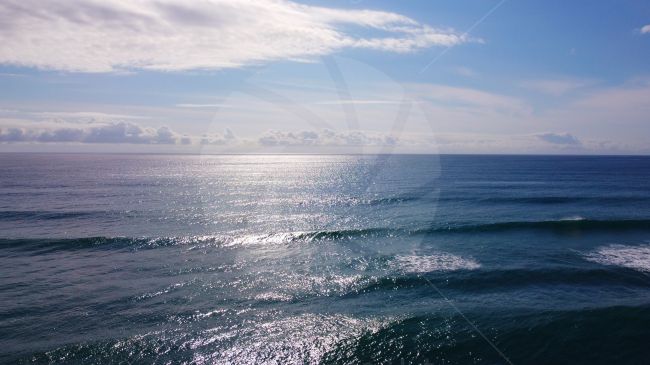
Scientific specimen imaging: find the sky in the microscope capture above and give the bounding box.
[0,0,649,154]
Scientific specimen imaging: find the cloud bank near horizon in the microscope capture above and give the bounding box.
[1,118,639,155]
[0,120,403,147]
[0,0,468,73]
[0,121,190,145]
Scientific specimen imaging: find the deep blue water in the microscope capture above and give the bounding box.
[1,153,650,364]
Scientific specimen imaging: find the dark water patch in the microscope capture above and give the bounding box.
[477,196,650,205]
[0,211,98,221]
[13,331,192,365]
[367,196,421,206]
[0,237,193,254]
[322,305,650,365]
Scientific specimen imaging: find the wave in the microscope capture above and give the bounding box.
[0,196,420,223]
[17,305,650,364]
[0,236,163,253]
[367,196,421,206]
[349,267,650,296]
[20,314,388,365]
[277,218,650,237]
[584,244,650,273]
[423,218,650,234]
[322,305,650,364]
[0,228,394,252]
[16,304,650,365]
[3,218,650,252]
[474,196,650,205]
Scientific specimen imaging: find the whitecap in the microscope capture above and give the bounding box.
[560,215,586,221]
[393,253,481,273]
[584,244,650,272]
[253,292,294,302]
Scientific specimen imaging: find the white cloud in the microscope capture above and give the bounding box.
[257,129,398,147]
[640,24,650,34]
[200,128,237,145]
[0,0,468,73]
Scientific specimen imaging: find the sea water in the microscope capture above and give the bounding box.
[1,154,650,364]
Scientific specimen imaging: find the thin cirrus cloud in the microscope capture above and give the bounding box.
[175,103,232,109]
[520,78,595,96]
[0,0,468,73]
[407,83,530,115]
[640,24,650,34]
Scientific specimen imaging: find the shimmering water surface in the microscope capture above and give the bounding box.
[1,154,650,364]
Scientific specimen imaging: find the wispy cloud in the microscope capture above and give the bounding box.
[34,111,149,120]
[0,0,468,73]
[433,132,640,154]
[0,73,27,77]
[521,78,595,96]
[408,83,529,115]
[640,24,650,34]
[535,132,581,145]
[451,66,477,78]
[313,99,402,105]
[175,103,232,109]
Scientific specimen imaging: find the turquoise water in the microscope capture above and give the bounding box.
[1,154,650,364]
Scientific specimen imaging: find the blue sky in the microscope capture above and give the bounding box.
[0,0,649,154]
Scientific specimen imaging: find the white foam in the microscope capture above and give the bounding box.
[561,215,586,221]
[585,244,650,272]
[254,292,294,302]
[393,253,481,273]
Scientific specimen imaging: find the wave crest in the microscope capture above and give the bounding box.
[585,244,650,272]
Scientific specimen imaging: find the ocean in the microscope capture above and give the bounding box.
[1,153,649,364]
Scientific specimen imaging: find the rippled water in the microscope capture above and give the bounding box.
[1,154,650,364]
